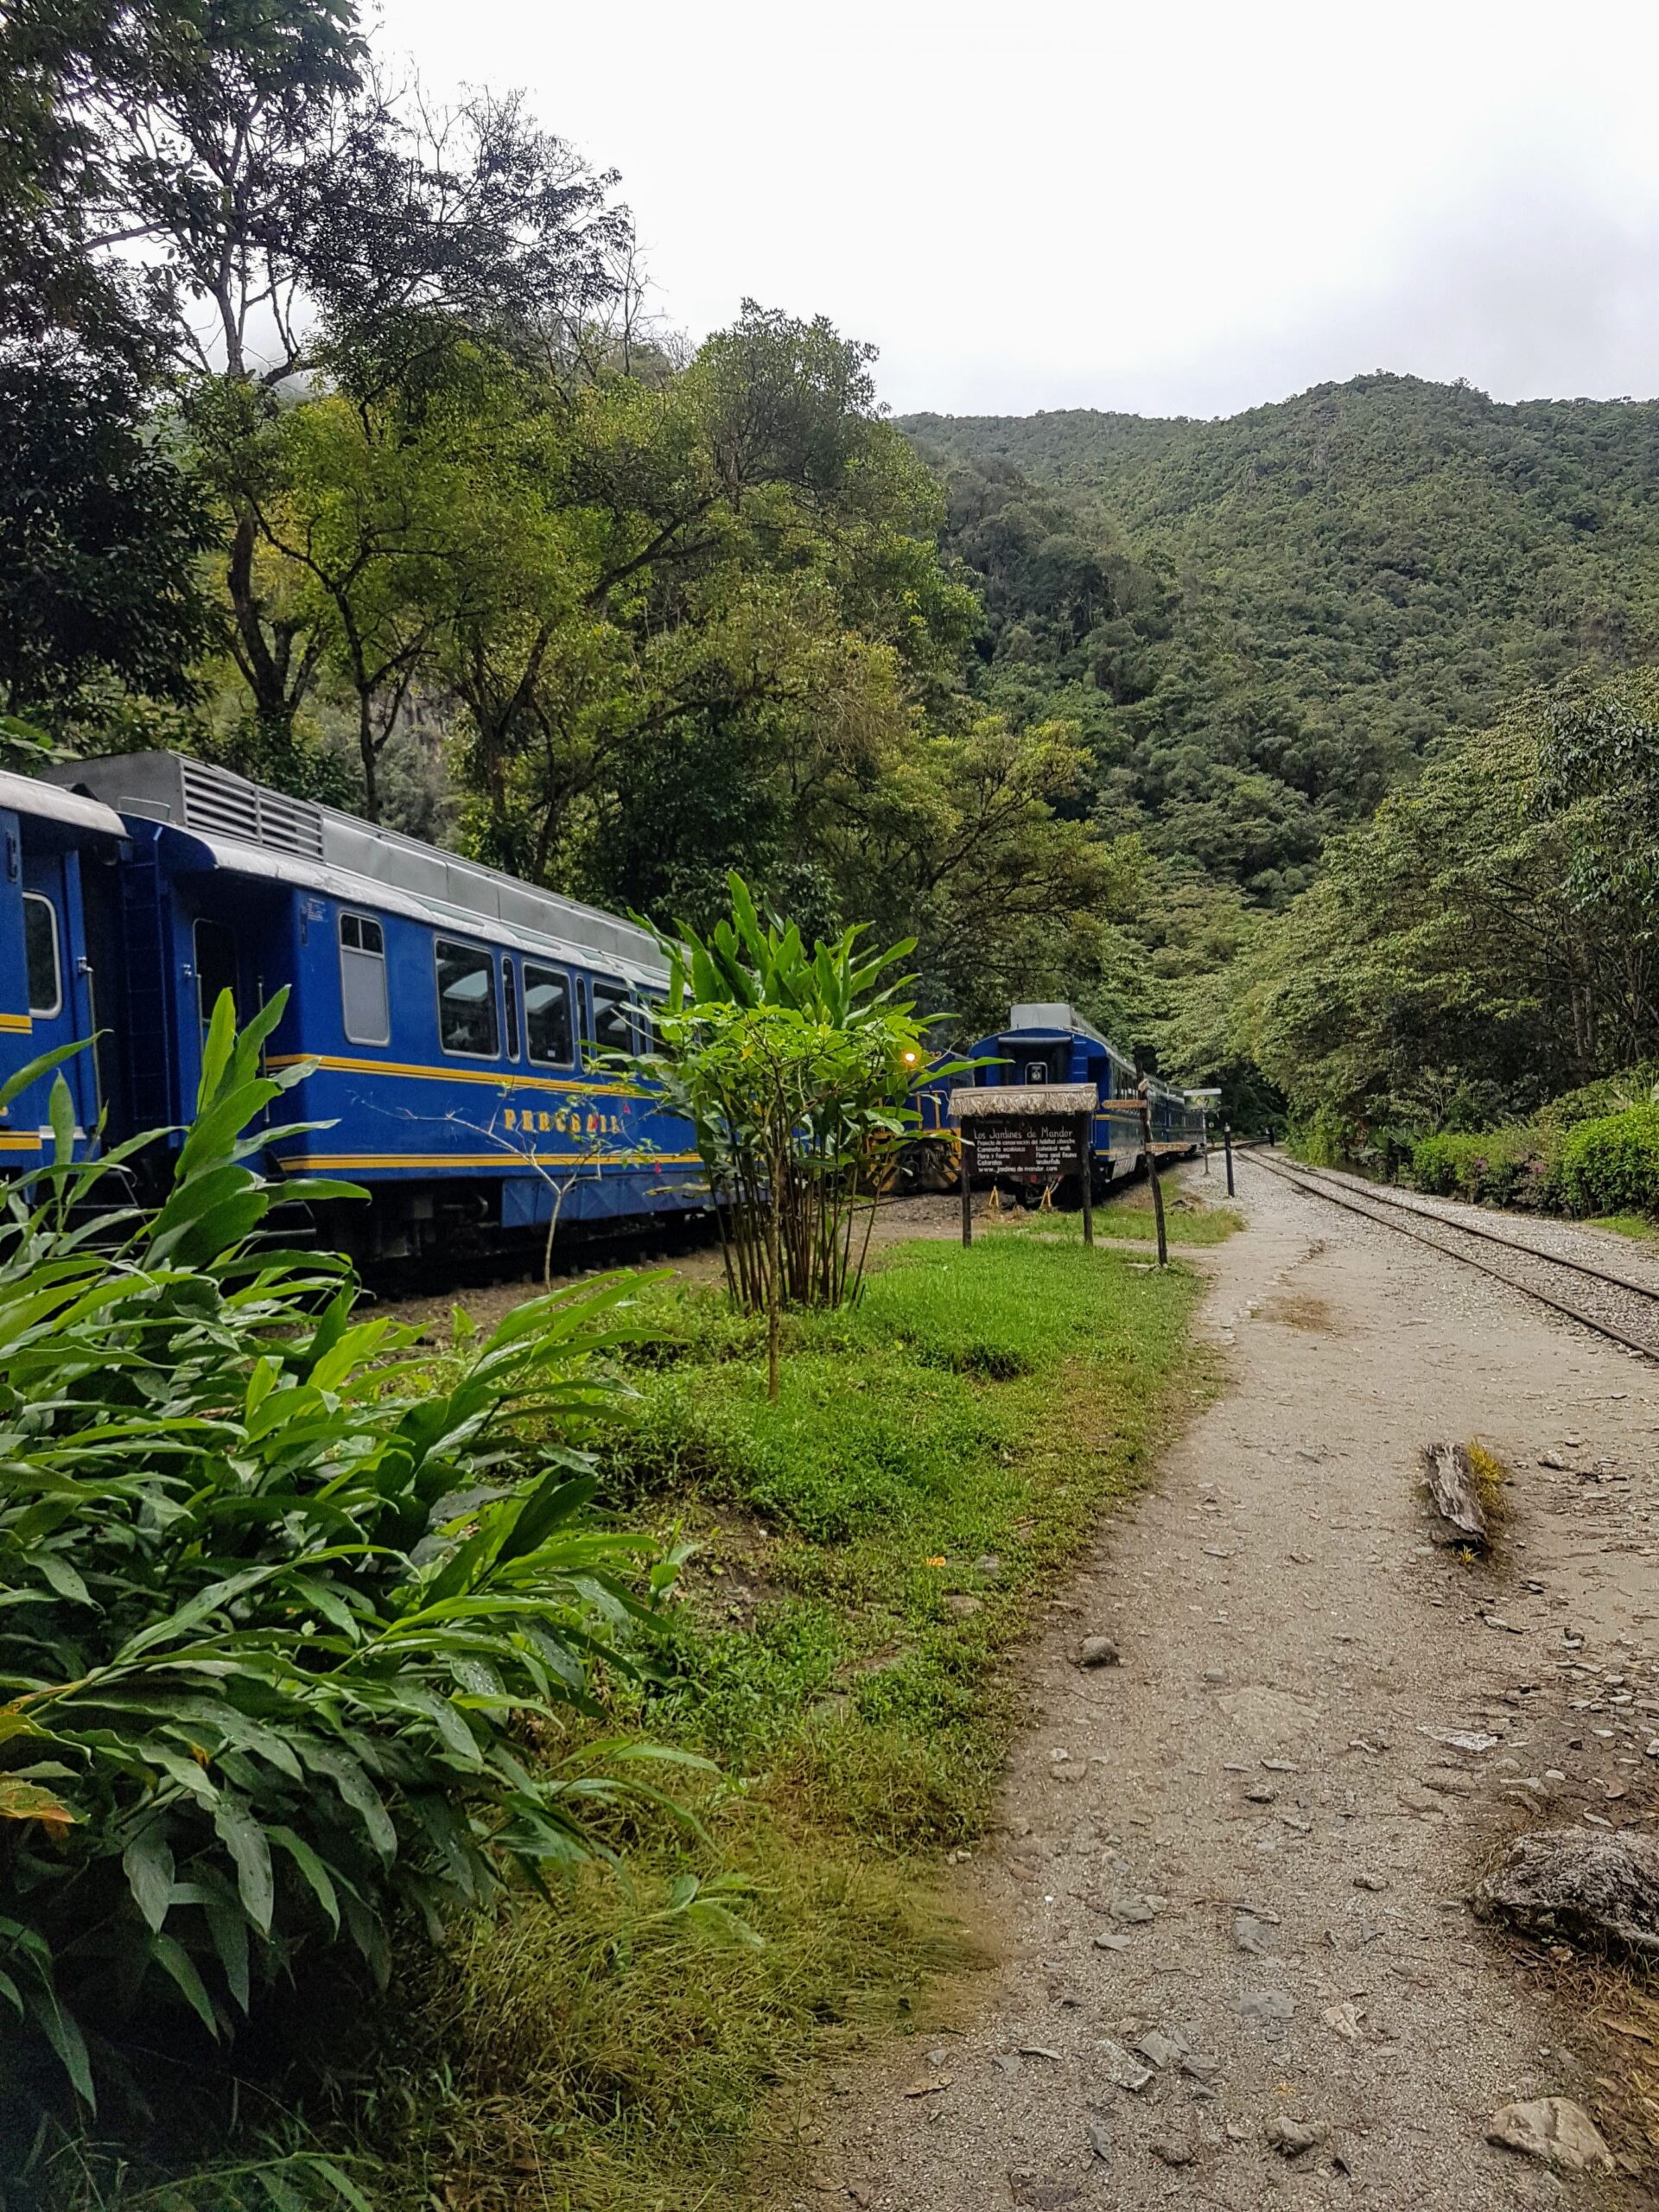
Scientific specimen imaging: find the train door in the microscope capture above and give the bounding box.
[182,903,271,1128]
[1014,1039,1068,1085]
[191,915,240,1036]
[21,845,99,1141]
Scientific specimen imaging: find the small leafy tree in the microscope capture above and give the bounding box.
[639,877,963,1399]
[0,995,689,2114]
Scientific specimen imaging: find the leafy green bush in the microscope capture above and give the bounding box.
[1535,1062,1659,1138]
[1408,1065,1659,1213]
[1558,1103,1659,1217]
[0,997,686,2115]
[1411,1125,1540,1206]
[637,875,972,1399]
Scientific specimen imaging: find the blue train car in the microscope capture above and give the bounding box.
[0,769,130,1168]
[44,753,706,1260]
[918,1001,1207,1202]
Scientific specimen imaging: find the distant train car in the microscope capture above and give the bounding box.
[915,1001,1207,1203]
[41,753,708,1260]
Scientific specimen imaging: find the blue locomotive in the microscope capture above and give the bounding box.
[914,1002,1209,1201]
[3,752,706,1260]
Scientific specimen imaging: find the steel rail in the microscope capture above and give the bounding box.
[1243,1152,1659,1363]
[1296,1164,1659,1302]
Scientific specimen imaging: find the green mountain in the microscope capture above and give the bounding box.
[901,375,1659,900]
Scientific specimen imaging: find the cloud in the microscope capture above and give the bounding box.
[376,0,1659,422]
[899,155,1659,420]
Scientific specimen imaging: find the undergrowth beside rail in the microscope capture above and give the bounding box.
[1031,1182,1243,1248]
[53,1231,1203,2212]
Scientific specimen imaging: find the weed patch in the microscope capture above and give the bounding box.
[365,1817,987,2212]
[1012,1186,1243,1248]
[1259,1293,1337,1332]
[1464,1439,1513,1531]
[1586,1214,1659,1243]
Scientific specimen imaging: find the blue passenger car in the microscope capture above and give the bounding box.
[44,753,706,1260]
[921,1001,1207,1202]
[0,769,129,1167]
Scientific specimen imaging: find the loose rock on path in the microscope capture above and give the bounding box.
[801,1158,1659,2209]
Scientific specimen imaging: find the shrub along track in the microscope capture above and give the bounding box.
[1245,1152,1659,1362]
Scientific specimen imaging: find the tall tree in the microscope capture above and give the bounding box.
[1178,677,1659,1148]
[3,0,635,757]
[0,350,214,720]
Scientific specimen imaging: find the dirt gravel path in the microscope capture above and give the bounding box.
[804,1156,1659,2210]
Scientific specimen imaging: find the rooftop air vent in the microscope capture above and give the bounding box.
[179,759,324,858]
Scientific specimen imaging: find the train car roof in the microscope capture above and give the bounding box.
[0,767,127,840]
[1008,1001,1108,1046]
[1001,1001,1137,1073]
[44,752,671,989]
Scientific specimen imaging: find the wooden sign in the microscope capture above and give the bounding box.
[970,1118,1084,1177]
[947,1084,1099,1249]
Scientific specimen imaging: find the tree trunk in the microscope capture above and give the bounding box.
[227,509,317,756]
[766,1144,784,1402]
[358,690,379,823]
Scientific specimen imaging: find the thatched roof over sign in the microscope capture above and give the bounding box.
[949,1085,1100,1117]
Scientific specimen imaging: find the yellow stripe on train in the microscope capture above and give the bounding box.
[278,1151,705,1173]
[265,1052,636,1099]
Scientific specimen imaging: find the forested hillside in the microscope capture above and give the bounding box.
[5,0,1657,1128]
[905,378,1659,899]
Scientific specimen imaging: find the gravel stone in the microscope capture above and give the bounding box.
[1265,2115,1325,2157]
[1486,2096,1615,2173]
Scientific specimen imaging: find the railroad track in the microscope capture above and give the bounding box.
[1243,1149,1659,1363]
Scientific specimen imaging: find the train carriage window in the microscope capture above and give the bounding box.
[435,938,499,1058]
[194,918,238,1028]
[523,963,574,1067]
[338,912,390,1046]
[22,894,61,1018]
[502,957,521,1062]
[589,975,632,1059]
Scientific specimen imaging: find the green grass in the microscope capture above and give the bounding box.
[1586,1213,1659,1242]
[601,1236,1202,1838]
[60,1236,1205,2212]
[378,1236,1206,2209]
[1022,1181,1244,1247]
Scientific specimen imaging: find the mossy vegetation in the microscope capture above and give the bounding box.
[1463,1440,1513,1533]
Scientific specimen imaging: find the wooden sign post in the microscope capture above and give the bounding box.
[1135,1087,1169,1269]
[1077,1109,1094,1246]
[949,1084,1099,1250]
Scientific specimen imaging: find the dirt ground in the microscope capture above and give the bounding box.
[800,1154,1659,2211]
[372,1179,1211,1340]
[370,1192,971,1339]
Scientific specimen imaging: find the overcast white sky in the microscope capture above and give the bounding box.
[376,0,1659,420]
